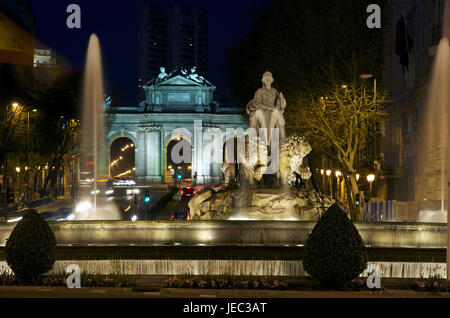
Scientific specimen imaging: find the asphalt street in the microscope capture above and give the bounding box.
[5,186,171,223]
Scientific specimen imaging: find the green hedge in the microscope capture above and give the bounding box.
[5,209,57,283]
[303,204,367,288]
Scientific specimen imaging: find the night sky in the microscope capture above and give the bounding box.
[30,0,267,106]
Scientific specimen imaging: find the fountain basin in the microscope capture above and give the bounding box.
[0,221,446,278]
[0,221,445,248]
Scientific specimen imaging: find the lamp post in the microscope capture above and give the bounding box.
[320,169,325,193]
[15,167,20,203]
[326,169,332,198]
[367,174,375,196]
[335,170,342,201]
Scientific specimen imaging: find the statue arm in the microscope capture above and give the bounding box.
[278,92,286,111]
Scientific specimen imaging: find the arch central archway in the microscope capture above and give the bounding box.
[109,137,136,182]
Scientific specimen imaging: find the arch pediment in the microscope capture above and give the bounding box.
[156,75,204,87]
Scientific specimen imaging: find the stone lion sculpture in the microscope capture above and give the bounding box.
[221,162,236,188]
[280,134,312,187]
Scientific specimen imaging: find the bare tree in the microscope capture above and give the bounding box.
[0,103,25,217]
[300,84,387,220]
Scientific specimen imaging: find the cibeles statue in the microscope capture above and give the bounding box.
[246,71,286,145]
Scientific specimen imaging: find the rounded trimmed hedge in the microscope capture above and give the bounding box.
[303,204,367,288]
[5,209,57,283]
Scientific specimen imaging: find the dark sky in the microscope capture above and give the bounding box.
[30,0,267,106]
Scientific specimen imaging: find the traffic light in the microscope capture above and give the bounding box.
[144,190,150,204]
[355,193,360,206]
[177,174,182,181]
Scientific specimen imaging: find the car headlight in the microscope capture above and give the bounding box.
[105,189,114,195]
[7,217,22,223]
[75,201,92,213]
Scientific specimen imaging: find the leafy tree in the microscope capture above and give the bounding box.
[5,209,57,283]
[303,204,367,289]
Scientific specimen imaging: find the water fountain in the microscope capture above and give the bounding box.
[76,33,120,220]
[3,31,450,278]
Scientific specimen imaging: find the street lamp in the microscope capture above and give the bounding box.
[335,171,342,201]
[320,169,325,192]
[326,170,332,198]
[356,173,360,181]
[15,167,20,202]
[367,174,375,195]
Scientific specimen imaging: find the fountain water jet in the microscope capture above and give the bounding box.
[418,37,449,223]
[77,33,120,220]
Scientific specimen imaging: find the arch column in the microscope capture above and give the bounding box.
[135,126,147,184]
[147,128,162,183]
[136,124,163,184]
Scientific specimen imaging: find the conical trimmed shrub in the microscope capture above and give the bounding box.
[5,209,57,283]
[303,204,367,288]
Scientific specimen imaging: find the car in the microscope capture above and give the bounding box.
[180,186,196,200]
[169,201,190,221]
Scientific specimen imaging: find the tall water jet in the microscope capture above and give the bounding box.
[81,34,107,211]
[418,37,449,222]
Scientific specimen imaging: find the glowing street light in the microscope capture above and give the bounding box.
[367,174,375,195]
[12,102,19,108]
[335,171,342,200]
[15,167,20,173]
[356,173,360,181]
[326,169,332,198]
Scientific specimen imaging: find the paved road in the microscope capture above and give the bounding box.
[5,187,170,222]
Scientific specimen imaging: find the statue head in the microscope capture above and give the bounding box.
[261,71,274,87]
[160,66,165,73]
